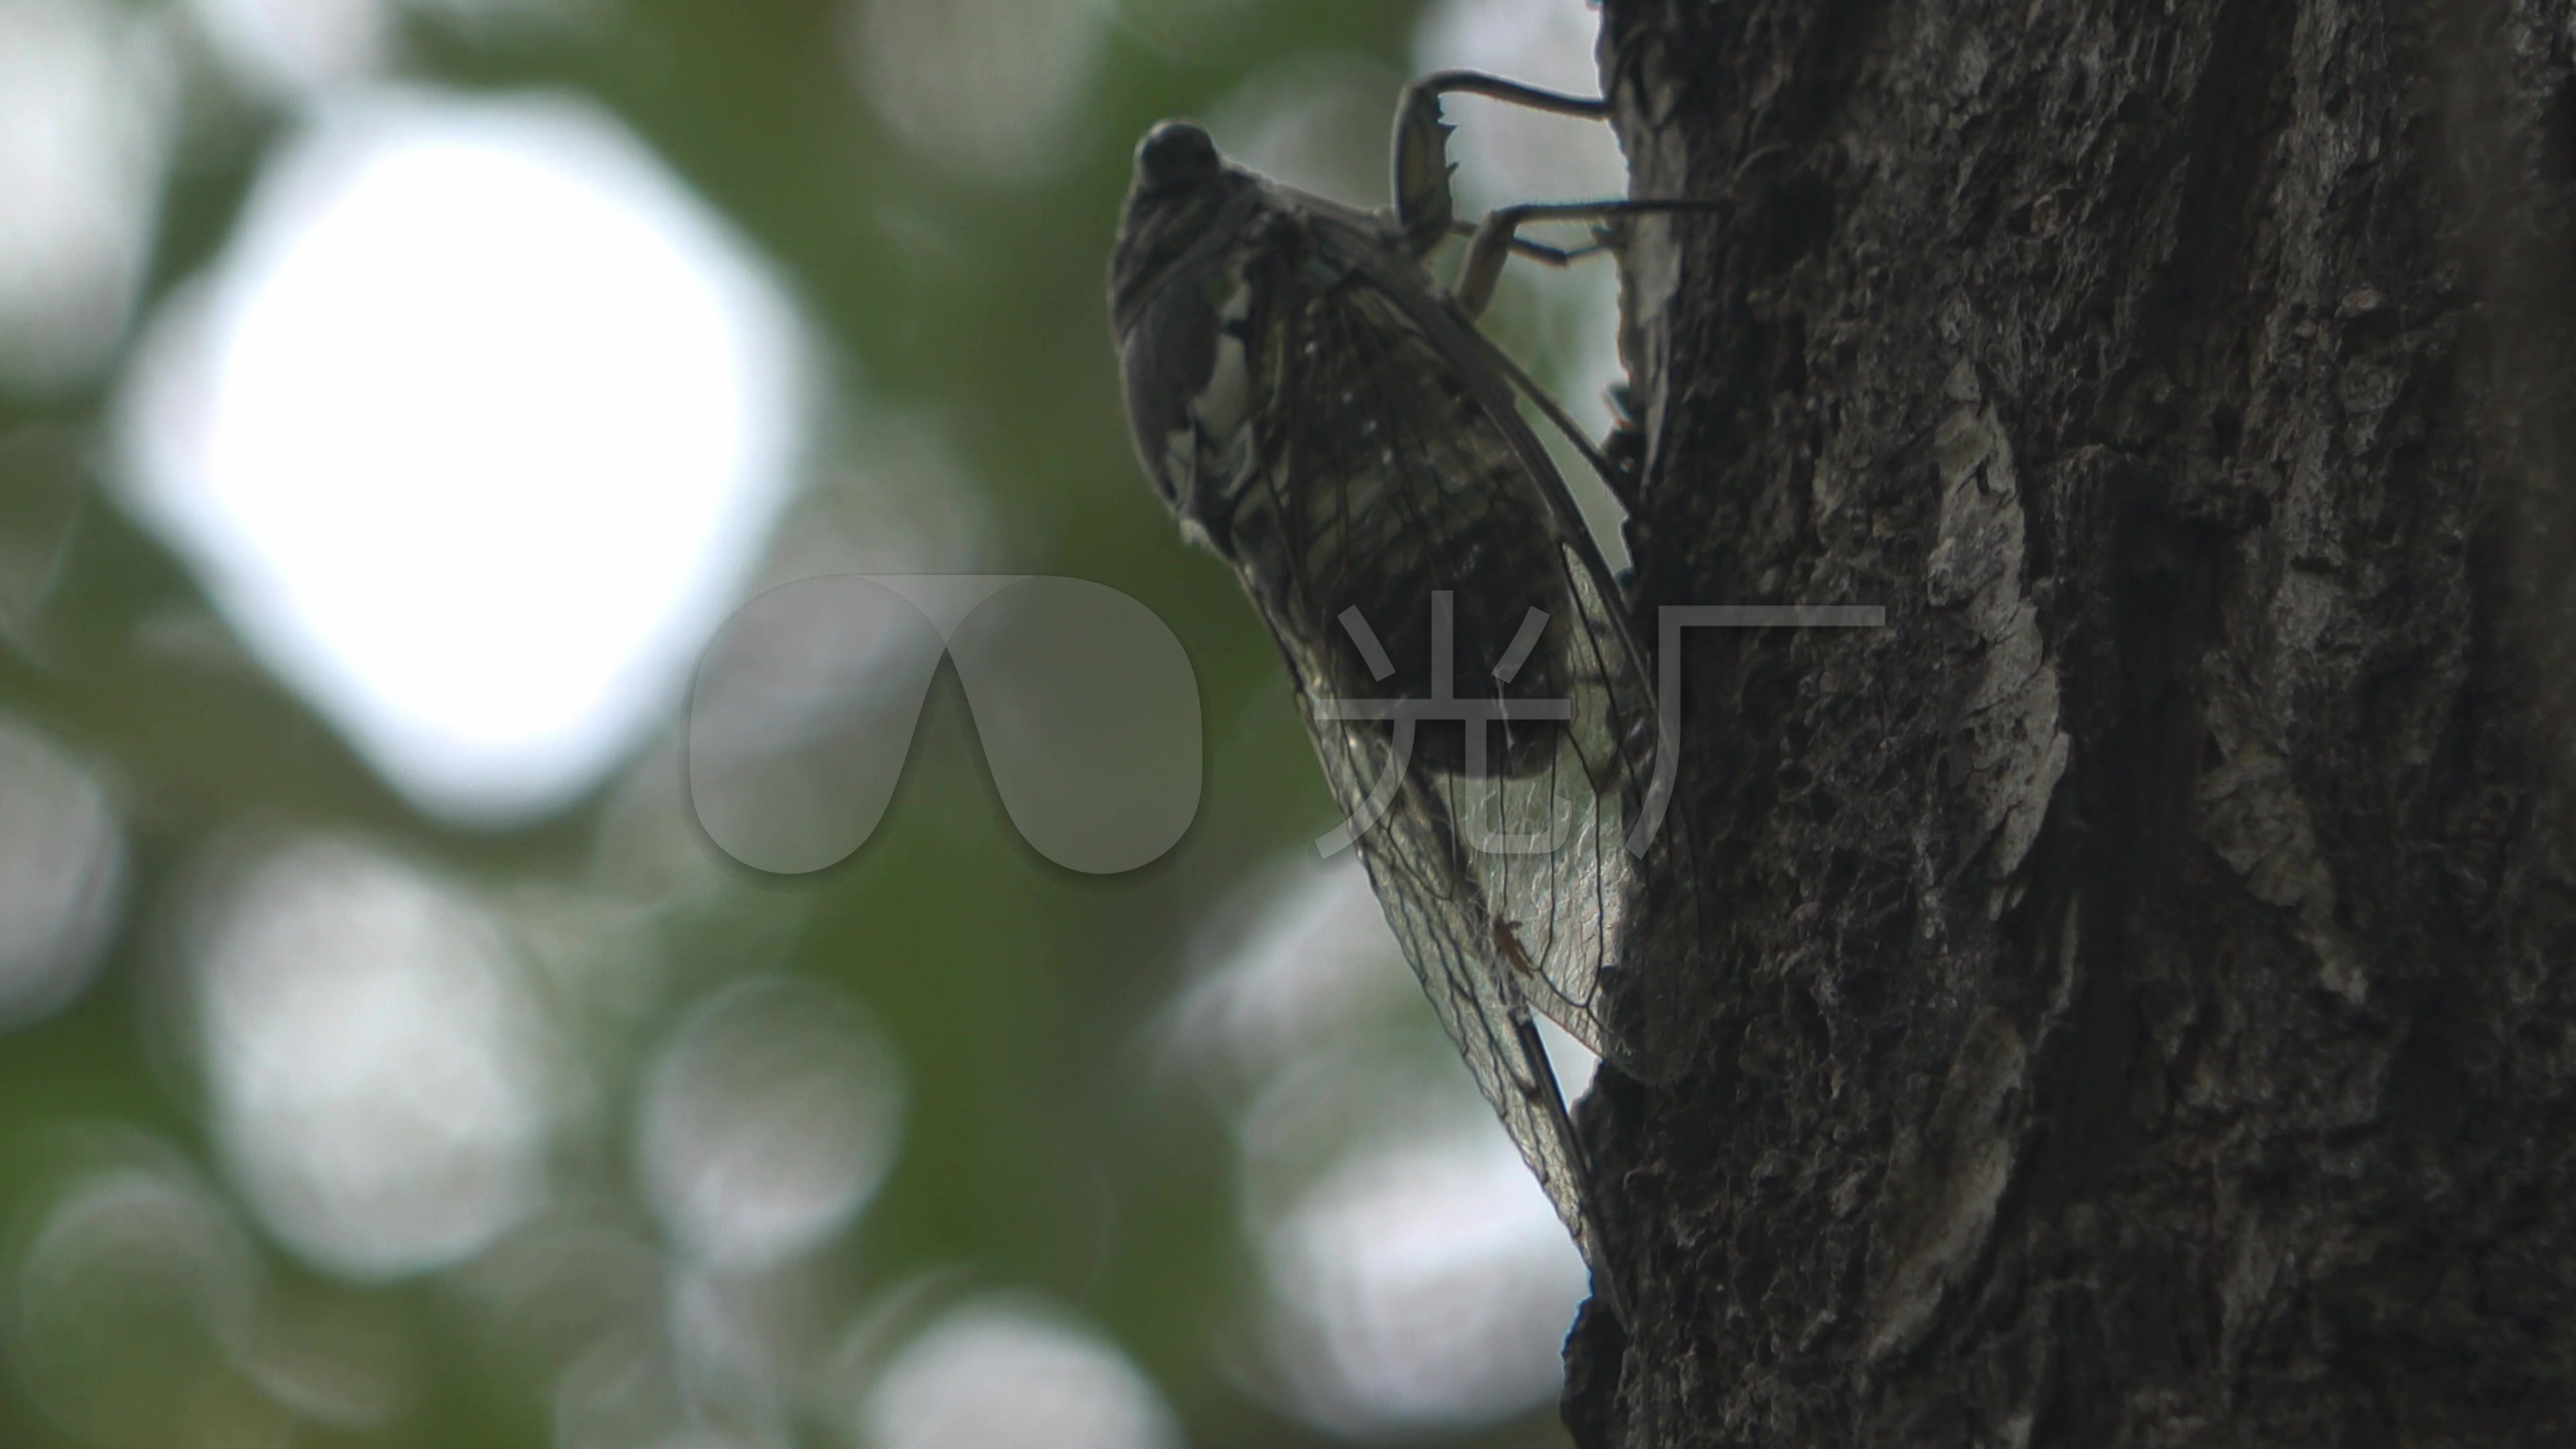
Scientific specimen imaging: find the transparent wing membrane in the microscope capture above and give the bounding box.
[1214,264,1670,1260]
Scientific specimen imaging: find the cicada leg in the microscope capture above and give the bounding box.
[1390,70,1612,255]
[1451,199,1739,320]
[1388,71,1752,508]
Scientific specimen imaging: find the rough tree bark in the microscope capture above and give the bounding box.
[1566,0,2576,1443]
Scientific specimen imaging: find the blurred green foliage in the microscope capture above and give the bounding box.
[0,1,1603,1446]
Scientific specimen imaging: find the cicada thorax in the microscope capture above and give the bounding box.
[1120,186,1582,785]
[1227,270,1576,782]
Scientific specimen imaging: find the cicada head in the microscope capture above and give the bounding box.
[1108,121,1269,533]
[1109,122,1234,329]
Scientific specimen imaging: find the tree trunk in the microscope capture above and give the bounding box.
[1568,0,2576,1443]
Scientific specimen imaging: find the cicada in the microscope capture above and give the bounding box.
[1109,72,1701,1292]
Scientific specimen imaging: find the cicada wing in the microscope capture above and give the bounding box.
[1250,266,1686,1083]
[1295,706,1606,1268]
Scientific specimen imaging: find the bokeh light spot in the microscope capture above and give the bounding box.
[1200,867,1593,1437]
[5,1136,260,1448]
[638,977,904,1271]
[841,0,1106,185]
[1247,1126,1587,1436]
[186,0,394,100]
[187,834,555,1279]
[1201,54,1403,207]
[855,1295,1181,1449]
[113,87,814,825]
[0,0,174,392]
[0,714,125,1029]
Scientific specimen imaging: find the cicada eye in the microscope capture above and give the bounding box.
[1135,121,1220,191]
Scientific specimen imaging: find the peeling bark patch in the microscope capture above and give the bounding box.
[1608,46,1696,506]
[1929,360,2072,910]
[1865,1008,2029,1362]
[2218,1211,2293,1370]
[2195,722,2367,1003]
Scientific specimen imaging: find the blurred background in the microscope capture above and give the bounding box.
[0,1,1640,1444]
